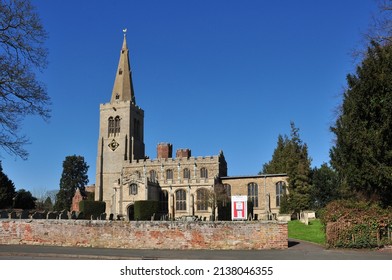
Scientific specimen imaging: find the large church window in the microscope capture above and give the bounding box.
[248,182,258,208]
[276,181,286,207]
[196,188,209,211]
[176,189,186,211]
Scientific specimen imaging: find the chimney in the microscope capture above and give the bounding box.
[157,143,173,159]
[176,149,191,158]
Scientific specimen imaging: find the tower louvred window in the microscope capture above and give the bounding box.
[114,116,120,135]
[108,117,114,136]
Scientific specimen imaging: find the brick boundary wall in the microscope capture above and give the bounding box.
[0,220,288,250]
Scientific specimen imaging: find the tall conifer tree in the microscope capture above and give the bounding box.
[263,122,312,213]
[330,42,392,206]
[54,155,89,211]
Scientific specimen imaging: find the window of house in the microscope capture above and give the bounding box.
[129,183,138,195]
[248,182,258,208]
[200,167,208,179]
[196,188,209,211]
[176,189,186,211]
[183,168,190,179]
[276,181,286,207]
[166,169,173,180]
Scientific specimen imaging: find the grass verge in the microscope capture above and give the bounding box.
[288,219,326,245]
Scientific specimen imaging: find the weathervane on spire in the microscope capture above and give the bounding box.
[123,28,127,37]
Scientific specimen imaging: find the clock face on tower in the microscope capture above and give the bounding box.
[108,139,119,151]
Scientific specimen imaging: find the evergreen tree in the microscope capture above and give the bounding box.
[54,155,89,211]
[310,163,340,209]
[330,41,392,207]
[13,189,36,209]
[263,122,313,213]
[0,161,16,208]
[262,135,290,174]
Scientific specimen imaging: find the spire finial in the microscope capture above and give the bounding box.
[123,28,127,37]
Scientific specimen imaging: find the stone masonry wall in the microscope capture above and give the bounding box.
[0,220,288,250]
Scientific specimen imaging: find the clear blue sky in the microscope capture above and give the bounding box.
[1,0,378,196]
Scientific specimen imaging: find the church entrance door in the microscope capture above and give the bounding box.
[127,204,135,221]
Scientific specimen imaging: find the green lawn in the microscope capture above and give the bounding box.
[288,219,326,245]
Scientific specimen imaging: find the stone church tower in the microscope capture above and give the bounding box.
[95,33,145,204]
[93,33,288,220]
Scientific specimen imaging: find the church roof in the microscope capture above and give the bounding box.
[110,32,136,104]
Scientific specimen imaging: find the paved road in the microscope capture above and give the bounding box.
[0,240,391,260]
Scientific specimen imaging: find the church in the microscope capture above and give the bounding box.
[94,33,288,221]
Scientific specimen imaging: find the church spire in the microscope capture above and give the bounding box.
[110,30,136,104]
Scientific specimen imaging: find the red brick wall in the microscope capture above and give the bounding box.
[0,220,288,250]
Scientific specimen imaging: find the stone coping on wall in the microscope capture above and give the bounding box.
[0,220,288,250]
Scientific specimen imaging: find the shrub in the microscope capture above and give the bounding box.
[217,202,231,221]
[79,200,106,220]
[322,199,392,248]
[134,200,159,220]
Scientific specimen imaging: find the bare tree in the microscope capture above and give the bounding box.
[0,0,50,159]
[367,0,392,44]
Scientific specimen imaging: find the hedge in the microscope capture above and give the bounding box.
[79,200,106,220]
[134,200,159,221]
[321,200,392,248]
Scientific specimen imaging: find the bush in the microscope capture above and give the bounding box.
[79,200,106,220]
[322,199,392,248]
[218,202,231,221]
[134,200,159,221]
